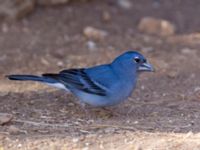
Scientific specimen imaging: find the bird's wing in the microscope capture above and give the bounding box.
[84,64,119,89]
[42,68,107,96]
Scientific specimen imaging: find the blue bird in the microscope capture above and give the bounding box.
[7,51,154,107]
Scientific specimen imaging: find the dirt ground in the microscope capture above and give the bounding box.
[1,0,200,149]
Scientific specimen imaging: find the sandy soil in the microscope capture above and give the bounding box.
[1,0,200,149]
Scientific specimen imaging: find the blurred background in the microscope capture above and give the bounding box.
[1,0,200,149]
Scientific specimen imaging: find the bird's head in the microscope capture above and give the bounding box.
[112,51,154,73]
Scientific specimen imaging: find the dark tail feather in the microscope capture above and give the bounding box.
[42,73,58,78]
[6,74,57,83]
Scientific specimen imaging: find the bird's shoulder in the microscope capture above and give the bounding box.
[85,64,119,88]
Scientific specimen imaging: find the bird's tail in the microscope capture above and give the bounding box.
[6,74,68,90]
[6,74,56,83]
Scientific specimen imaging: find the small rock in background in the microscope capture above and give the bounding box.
[102,11,111,22]
[36,0,70,6]
[0,92,9,97]
[67,102,75,107]
[0,0,35,21]
[181,48,192,54]
[8,125,20,134]
[57,61,64,67]
[104,127,116,134]
[0,113,13,125]
[117,0,132,9]
[181,47,197,56]
[1,23,9,33]
[72,137,79,143]
[86,40,97,50]
[138,17,175,37]
[83,26,108,41]
[0,134,6,140]
[167,70,179,79]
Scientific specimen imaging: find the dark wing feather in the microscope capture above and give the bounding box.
[43,68,106,96]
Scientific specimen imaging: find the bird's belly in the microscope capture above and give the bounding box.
[74,85,134,107]
[75,91,111,107]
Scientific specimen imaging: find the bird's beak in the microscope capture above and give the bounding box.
[139,62,154,72]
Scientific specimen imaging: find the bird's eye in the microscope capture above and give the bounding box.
[134,57,140,63]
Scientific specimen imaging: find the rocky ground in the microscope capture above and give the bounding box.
[1,0,200,149]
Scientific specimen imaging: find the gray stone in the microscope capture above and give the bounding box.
[138,17,175,37]
[0,0,35,21]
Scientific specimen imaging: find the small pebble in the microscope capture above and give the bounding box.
[0,92,9,97]
[104,128,116,134]
[167,70,179,78]
[83,26,108,40]
[8,125,20,135]
[85,142,90,146]
[1,24,9,33]
[72,138,79,143]
[138,17,175,36]
[194,87,200,92]
[86,40,97,50]
[0,114,13,125]
[57,61,64,67]
[141,85,145,90]
[102,11,111,22]
[82,147,89,150]
[68,102,75,106]
[117,0,132,9]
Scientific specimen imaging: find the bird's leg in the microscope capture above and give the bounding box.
[78,101,94,119]
[78,104,116,118]
[103,107,120,117]
[94,107,121,118]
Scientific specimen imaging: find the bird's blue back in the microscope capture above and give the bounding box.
[85,64,119,90]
